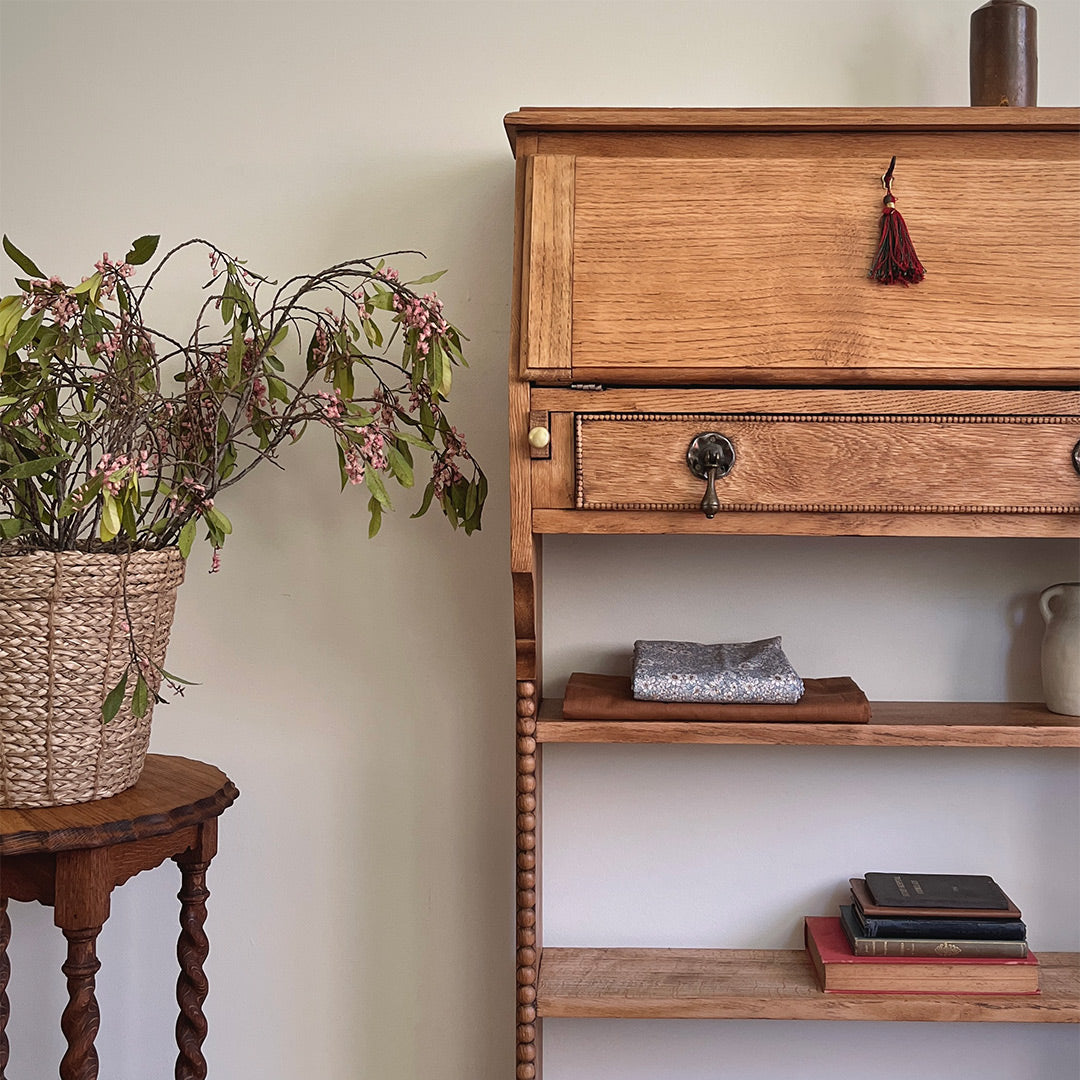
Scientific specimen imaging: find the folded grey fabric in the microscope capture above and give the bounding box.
[631,637,804,704]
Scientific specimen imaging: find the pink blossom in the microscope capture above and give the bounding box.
[359,427,388,471]
[344,446,365,485]
[318,390,343,420]
[372,386,398,427]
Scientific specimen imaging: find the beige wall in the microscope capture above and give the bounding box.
[2,2,1078,1077]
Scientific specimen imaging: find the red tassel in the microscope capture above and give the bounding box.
[869,157,925,286]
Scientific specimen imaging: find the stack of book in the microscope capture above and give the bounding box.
[805,873,1039,994]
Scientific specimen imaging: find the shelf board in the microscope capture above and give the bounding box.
[532,509,1080,539]
[538,947,1080,1023]
[536,700,1080,747]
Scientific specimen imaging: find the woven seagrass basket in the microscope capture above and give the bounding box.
[0,546,185,808]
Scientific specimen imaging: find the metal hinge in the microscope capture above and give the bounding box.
[569,382,605,391]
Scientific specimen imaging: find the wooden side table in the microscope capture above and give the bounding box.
[0,754,239,1080]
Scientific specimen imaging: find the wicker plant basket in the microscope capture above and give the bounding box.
[0,546,185,808]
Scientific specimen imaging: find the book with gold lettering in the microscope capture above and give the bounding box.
[839,905,1028,959]
[805,916,1039,994]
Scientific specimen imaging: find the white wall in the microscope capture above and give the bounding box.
[1,2,1077,1078]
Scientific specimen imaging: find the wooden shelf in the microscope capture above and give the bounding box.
[536,700,1080,748]
[532,509,1080,539]
[537,947,1080,1023]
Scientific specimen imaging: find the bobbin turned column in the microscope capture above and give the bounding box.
[0,898,10,1078]
[516,680,540,1080]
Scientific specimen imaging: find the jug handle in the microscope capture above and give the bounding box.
[1040,584,1066,624]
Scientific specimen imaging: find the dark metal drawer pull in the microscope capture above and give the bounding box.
[686,432,736,518]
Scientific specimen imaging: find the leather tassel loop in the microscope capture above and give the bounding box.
[869,156,925,286]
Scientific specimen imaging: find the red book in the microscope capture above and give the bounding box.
[804,916,1039,994]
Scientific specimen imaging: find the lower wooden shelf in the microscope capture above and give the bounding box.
[537,947,1080,1023]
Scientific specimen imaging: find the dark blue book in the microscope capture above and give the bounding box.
[840,905,1028,957]
[851,896,1027,941]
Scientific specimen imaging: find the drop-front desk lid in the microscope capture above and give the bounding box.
[505,107,1080,387]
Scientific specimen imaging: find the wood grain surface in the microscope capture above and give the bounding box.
[0,756,237,856]
[574,413,1080,513]
[521,155,573,381]
[531,509,1079,538]
[504,107,1080,150]
[537,946,1080,1022]
[568,139,1079,385]
[535,699,1080,747]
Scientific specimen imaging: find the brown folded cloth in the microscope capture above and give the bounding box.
[562,672,872,723]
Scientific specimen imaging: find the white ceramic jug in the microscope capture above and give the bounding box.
[1039,582,1080,716]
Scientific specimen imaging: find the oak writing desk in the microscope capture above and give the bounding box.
[505,107,1080,1077]
[0,754,238,1080]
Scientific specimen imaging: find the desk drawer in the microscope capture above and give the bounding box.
[574,412,1080,514]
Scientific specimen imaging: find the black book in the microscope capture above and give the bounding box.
[864,872,1013,912]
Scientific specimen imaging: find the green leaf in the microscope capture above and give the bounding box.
[268,323,289,349]
[407,270,447,286]
[158,666,199,686]
[364,467,392,510]
[102,670,129,723]
[2,236,45,279]
[385,443,414,488]
[336,442,349,490]
[333,361,354,401]
[367,291,396,311]
[0,295,26,341]
[410,480,435,520]
[266,375,289,405]
[205,505,233,535]
[0,518,26,539]
[226,330,244,386]
[434,340,451,396]
[217,442,237,480]
[0,454,68,480]
[100,492,122,541]
[6,310,44,354]
[124,234,160,266]
[362,316,383,348]
[68,271,103,297]
[177,517,197,558]
[63,473,103,514]
[367,494,382,538]
[131,674,149,718]
[121,496,139,539]
[390,429,434,452]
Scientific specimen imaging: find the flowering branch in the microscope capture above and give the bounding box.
[0,234,487,562]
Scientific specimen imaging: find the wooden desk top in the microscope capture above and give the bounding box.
[0,755,238,856]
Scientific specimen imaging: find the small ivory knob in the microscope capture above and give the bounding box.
[527,426,550,449]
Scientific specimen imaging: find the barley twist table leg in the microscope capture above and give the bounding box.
[59,926,101,1080]
[0,897,10,1079]
[174,857,211,1080]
